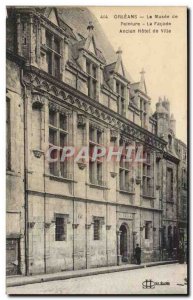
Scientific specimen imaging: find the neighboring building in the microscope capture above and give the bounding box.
[175,139,188,251]
[6,6,188,275]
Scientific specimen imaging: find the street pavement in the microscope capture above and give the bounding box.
[7,263,187,295]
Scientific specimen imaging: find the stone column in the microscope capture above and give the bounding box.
[72,223,79,270]
[85,224,91,268]
[117,230,122,265]
[16,14,21,55]
[36,19,41,65]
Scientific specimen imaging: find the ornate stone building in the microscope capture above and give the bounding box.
[6,7,187,275]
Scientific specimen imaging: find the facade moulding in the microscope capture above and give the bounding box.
[23,65,167,152]
[26,189,163,213]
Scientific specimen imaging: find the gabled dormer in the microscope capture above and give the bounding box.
[104,48,130,118]
[45,7,60,27]
[130,69,151,129]
[72,22,106,101]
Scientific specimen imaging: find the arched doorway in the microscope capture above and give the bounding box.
[168,226,173,256]
[120,224,128,262]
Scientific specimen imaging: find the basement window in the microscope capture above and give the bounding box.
[93,218,101,240]
[145,221,151,239]
[55,214,67,241]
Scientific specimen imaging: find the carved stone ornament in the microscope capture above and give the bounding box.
[106,225,111,230]
[72,224,79,229]
[156,184,161,190]
[136,176,142,185]
[77,159,87,170]
[32,92,45,109]
[85,224,91,229]
[23,72,166,151]
[45,222,51,229]
[33,149,44,158]
[110,130,118,142]
[49,102,68,115]
[156,152,163,160]
[77,114,86,128]
[110,171,117,178]
[28,221,35,229]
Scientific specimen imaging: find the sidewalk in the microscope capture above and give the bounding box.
[7,260,178,287]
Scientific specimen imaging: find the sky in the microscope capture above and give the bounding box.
[89,6,187,143]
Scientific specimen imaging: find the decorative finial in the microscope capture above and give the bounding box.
[116,47,122,55]
[87,21,94,31]
[170,113,175,120]
[140,68,145,76]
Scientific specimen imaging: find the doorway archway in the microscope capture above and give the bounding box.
[120,224,128,262]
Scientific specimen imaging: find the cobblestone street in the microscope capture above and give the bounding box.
[7,263,188,295]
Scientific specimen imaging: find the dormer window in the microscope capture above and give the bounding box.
[168,134,172,150]
[140,98,148,128]
[86,60,97,100]
[44,30,61,79]
[116,81,125,116]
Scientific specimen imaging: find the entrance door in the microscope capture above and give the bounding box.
[6,239,20,275]
[120,224,128,262]
[168,226,173,257]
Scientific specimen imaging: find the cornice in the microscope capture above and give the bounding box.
[163,152,180,164]
[6,49,26,66]
[23,65,167,152]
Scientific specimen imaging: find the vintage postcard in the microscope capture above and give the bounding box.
[6,6,188,295]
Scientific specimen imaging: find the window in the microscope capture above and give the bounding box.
[119,138,133,192]
[182,168,187,190]
[162,226,166,249]
[55,214,67,241]
[49,107,68,177]
[156,158,160,187]
[168,135,172,151]
[6,97,11,170]
[173,227,178,249]
[140,98,148,128]
[86,60,98,100]
[145,221,151,239]
[166,167,173,201]
[116,81,125,116]
[93,219,100,240]
[45,30,61,79]
[93,217,103,240]
[89,124,103,185]
[142,151,154,197]
[183,149,187,161]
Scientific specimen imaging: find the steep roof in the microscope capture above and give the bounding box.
[37,7,133,82]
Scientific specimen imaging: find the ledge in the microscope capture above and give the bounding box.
[24,65,167,152]
[86,182,108,190]
[44,173,77,183]
[166,200,174,204]
[118,189,135,195]
[141,194,156,200]
[6,170,21,177]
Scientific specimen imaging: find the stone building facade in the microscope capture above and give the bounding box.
[6,7,187,275]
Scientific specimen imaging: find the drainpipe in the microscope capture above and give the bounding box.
[20,68,29,276]
[106,203,108,266]
[161,155,164,260]
[72,110,75,270]
[43,101,46,274]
